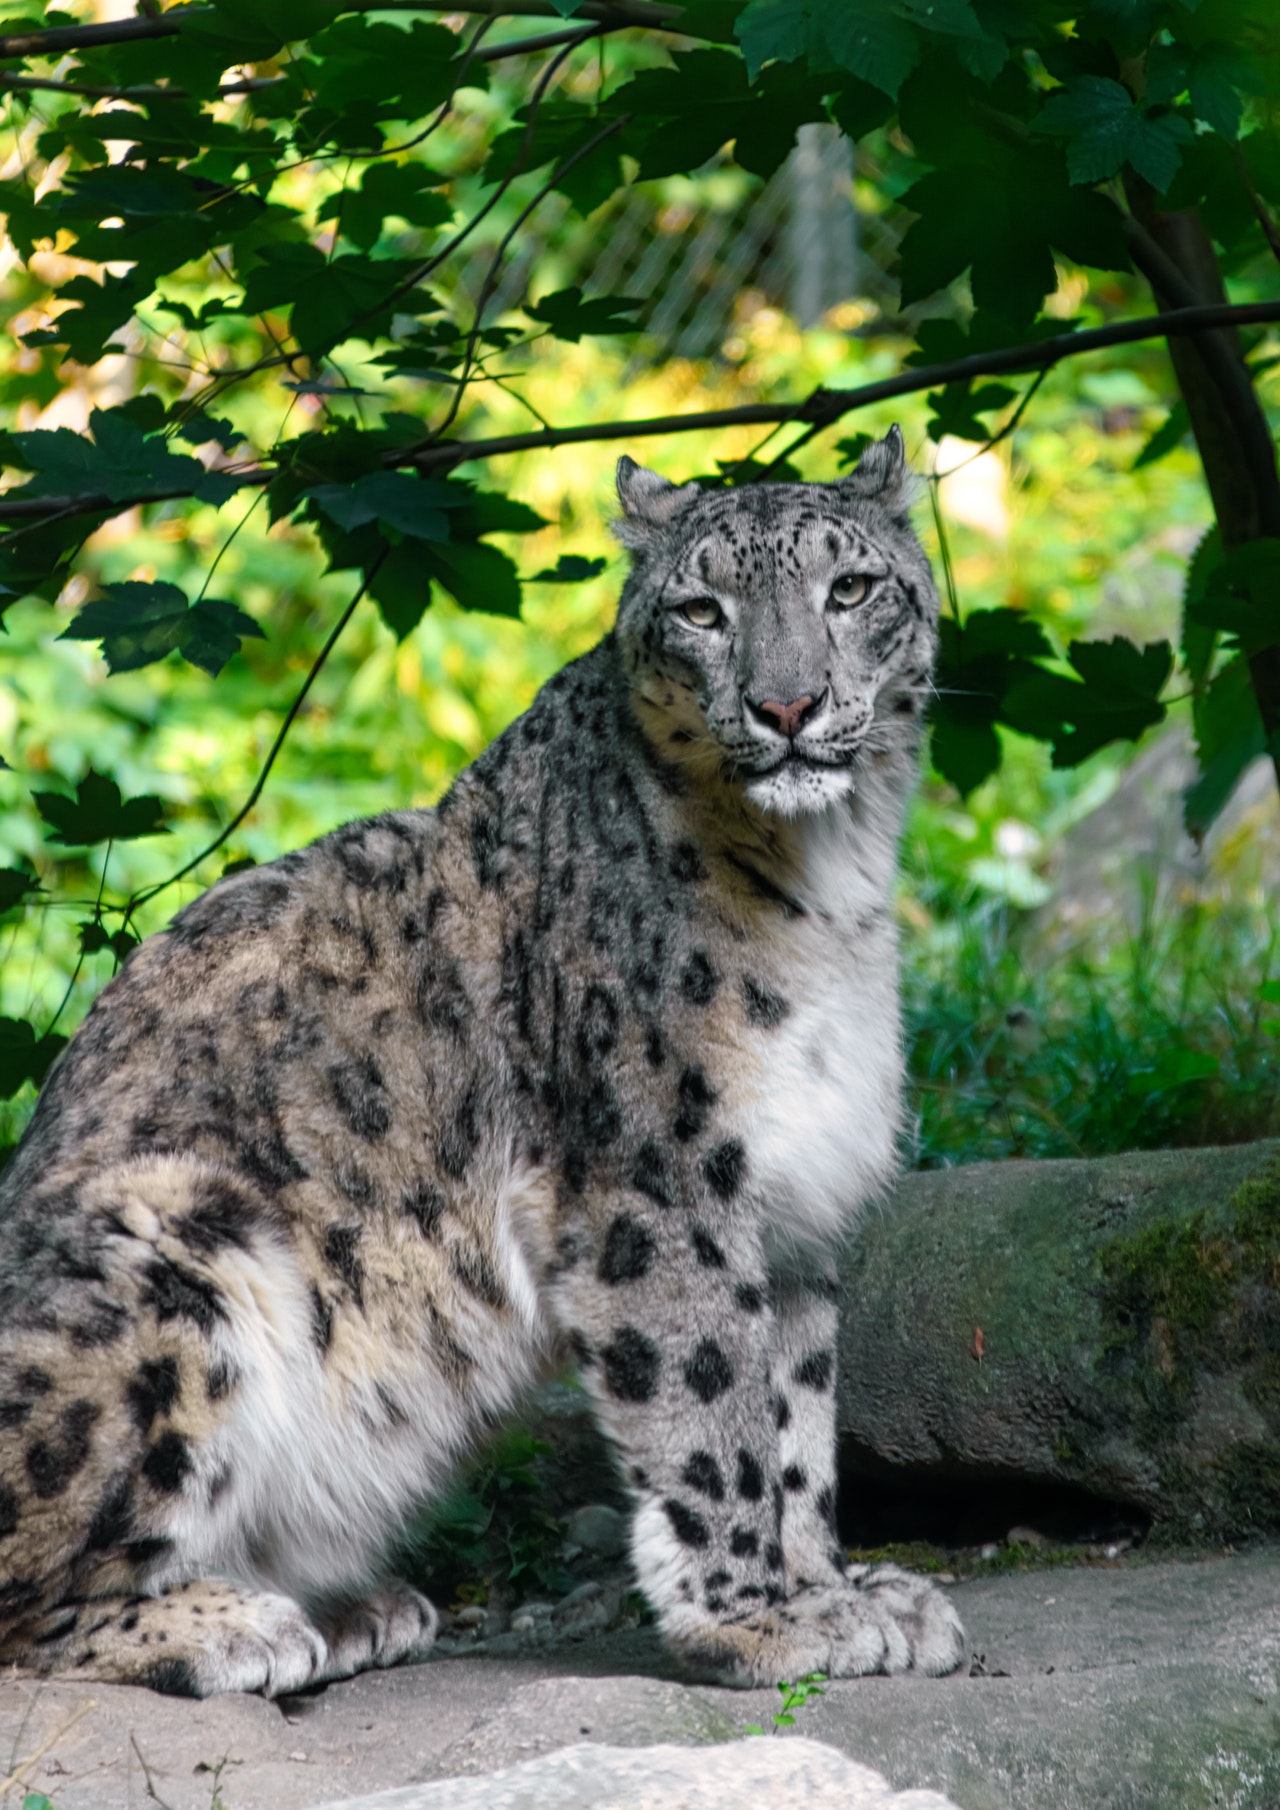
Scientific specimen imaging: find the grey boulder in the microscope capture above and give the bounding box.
[308,1737,961,1810]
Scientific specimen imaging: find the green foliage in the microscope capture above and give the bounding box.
[906,897,1280,1167]
[744,1670,827,1735]
[397,1427,577,1606]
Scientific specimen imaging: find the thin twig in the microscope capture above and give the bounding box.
[925,477,962,626]
[931,366,1050,480]
[427,108,626,443]
[0,1699,97,1798]
[126,551,387,912]
[351,24,605,334]
[129,1732,177,1810]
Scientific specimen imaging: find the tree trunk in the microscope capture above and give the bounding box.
[1123,185,1280,795]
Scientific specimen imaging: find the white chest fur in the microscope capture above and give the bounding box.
[743,799,905,1265]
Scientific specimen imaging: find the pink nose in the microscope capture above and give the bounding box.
[753,694,820,738]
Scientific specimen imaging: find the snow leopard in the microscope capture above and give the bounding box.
[0,428,965,1696]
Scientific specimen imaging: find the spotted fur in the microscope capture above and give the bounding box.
[0,432,963,1694]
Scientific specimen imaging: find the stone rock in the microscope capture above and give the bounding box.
[307,1738,961,1810]
[563,1503,629,1559]
[425,1674,737,1776]
[837,1139,1280,1541]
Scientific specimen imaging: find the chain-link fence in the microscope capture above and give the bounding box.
[462,126,906,362]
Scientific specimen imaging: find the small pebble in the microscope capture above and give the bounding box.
[980,1543,1000,1560]
[564,1504,629,1559]
[1007,1525,1048,1550]
[554,1581,602,1613]
[454,1605,487,1629]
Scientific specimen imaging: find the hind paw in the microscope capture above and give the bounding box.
[316,1582,439,1680]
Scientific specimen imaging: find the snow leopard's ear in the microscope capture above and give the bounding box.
[613,456,702,548]
[832,425,913,510]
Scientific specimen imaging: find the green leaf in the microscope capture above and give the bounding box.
[1126,1046,1219,1095]
[78,919,138,963]
[1,408,228,507]
[526,287,643,342]
[1187,538,1280,655]
[0,865,41,913]
[366,541,434,641]
[1034,75,1192,191]
[33,769,170,847]
[1187,44,1248,141]
[737,0,926,97]
[1132,400,1191,470]
[451,490,549,538]
[317,161,452,254]
[1181,526,1221,688]
[927,380,1017,442]
[930,705,1002,795]
[304,472,460,540]
[1054,637,1172,765]
[1186,650,1265,838]
[736,0,811,77]
[820,0,923,97]
[304,17,469,120]
[997,635,1171,767]
[930,606,1058,792]
[833,433,873,471]
[0,1018,68,1100]
[602,51,827,183]
[60,580,266,677]
[422,540,524,619]
[174,411,243,454]
[951,608,1054,665]
[528,555,608,583]
[485,105,624,217]
[43,271,145,364]
[899,147,1126,321]
[238,243,425,353]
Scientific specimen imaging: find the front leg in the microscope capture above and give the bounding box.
[770,1272,846,1590]
[553,1199,965,1686]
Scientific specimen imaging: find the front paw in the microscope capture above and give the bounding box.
[671,1565,965,1687]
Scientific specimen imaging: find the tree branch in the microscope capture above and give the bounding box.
[0,1,685,62]
[0,19,645,99]
[2,301,1277,526]
[410,300,1280,470]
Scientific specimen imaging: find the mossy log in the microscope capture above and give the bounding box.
[837,1140,1280,1542]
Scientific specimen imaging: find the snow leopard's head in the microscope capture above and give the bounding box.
[612,429,938,819]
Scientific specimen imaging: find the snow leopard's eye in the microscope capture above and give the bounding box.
[679,597,723,629]
[829,573,870,610]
